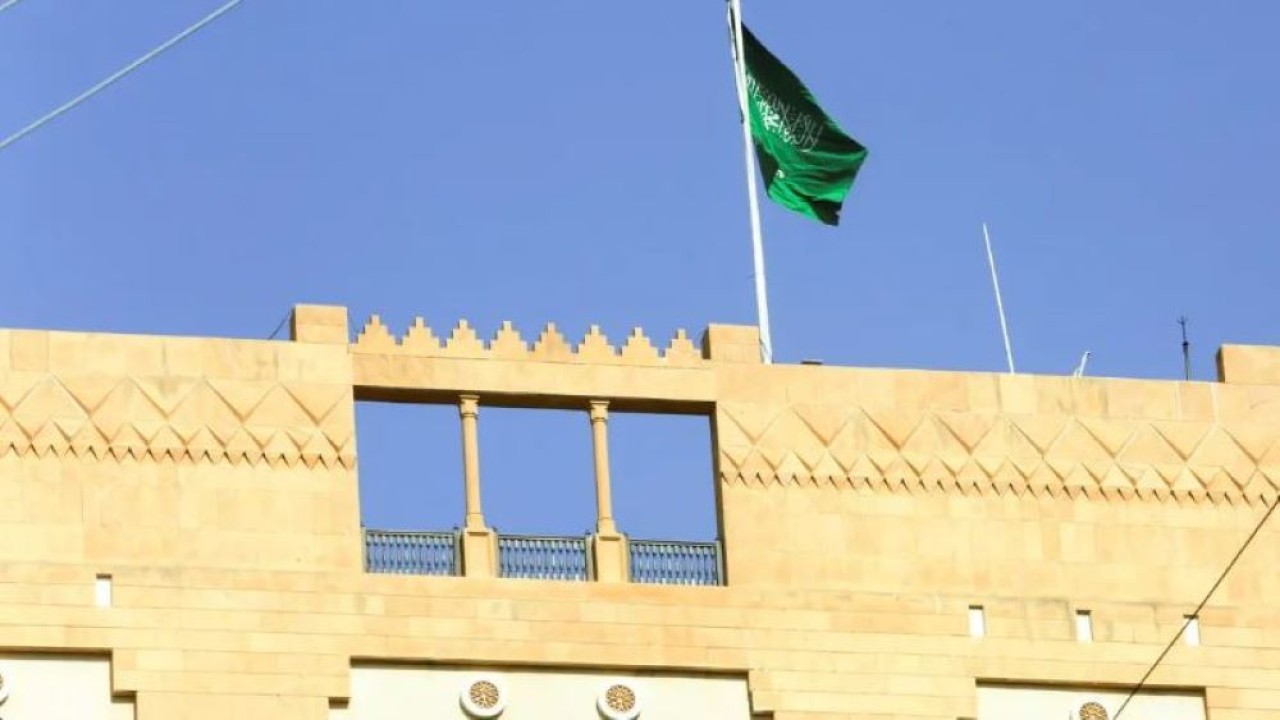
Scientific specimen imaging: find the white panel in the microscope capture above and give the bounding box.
[0,654,134,720]
[347,664,750,720]
[967,606,986,638]
[94,575,113,608]
[1184,616,1201,646]
[977,683,1204,720]
[1075,610,1093,643]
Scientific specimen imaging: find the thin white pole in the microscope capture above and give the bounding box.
[1073,350,1091,378]
[982,222,1016,374]
[728,0,773,364]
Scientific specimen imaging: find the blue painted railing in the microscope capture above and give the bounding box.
[364,529,459,576]
[629,539,723,585]
[363,529,723,586]
[497,534,590,581]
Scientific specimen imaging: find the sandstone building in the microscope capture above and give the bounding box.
[1,304,1278,719]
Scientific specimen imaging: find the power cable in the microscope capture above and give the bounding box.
[0,0,244,152]
[0,0,25,14]
[1112,493,1280,719]
[265,310,290,341]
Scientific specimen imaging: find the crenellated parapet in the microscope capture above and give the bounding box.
[351,315,707,366]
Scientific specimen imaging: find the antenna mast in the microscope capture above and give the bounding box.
[982,223,1016,374]
[1178,316,1191,381]
[1073,351,1092,378]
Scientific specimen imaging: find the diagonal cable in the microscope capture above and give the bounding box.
[1112,493,1280,719]
[266,309,291,340]
[0,0,25,14]
[0,0,244,152]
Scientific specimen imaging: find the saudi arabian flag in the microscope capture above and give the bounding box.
[741,24,867,226]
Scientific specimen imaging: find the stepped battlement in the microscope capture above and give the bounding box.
[352,315,707,366]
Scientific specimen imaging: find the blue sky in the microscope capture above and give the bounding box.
[4,2,1278,540]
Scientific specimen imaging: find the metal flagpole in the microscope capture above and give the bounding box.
[728,0,774,364]
[982,222,1016,374]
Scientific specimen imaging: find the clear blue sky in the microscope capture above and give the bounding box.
[4,2,1278,540]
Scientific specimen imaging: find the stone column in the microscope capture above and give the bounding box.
[458,395,496,577]
[588,400,628,582]
[459,395,485,530]
[589,400,618,535]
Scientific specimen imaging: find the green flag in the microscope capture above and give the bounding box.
[741,24,867,226]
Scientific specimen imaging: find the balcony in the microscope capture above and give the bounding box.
[363,529,723,585]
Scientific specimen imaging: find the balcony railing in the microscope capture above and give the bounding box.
[629,539,723,586]
[497,533,590,581]
[364,529,459,576]
[362,529,722,586]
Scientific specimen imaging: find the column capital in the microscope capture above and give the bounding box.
[459,394,480,418]
[588,399,609,422]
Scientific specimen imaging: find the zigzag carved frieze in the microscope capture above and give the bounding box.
[0,373,354,468]
[716,403,1280,505]
[352,315,705,366]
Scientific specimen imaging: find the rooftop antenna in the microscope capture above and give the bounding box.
[1073,351,1092,378]
[1178,315,1191,380]
[982,222,1016,374]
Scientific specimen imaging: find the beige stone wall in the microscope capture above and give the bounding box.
[0,328,360,572]
[1,306,1280,718]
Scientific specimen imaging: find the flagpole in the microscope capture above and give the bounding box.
[982,222,1016,374]
[728,0,774,364]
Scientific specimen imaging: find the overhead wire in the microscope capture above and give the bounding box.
[265,309,291,341]
[1112,493,1280,719]
[0,0,244,152]
[0,0,25,14]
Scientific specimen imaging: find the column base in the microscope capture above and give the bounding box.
[591,532,629,583]
[461,527,498,578]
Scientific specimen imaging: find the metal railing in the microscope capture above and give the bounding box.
[362,528,724,587]
[364,529,459,576]
[497,533,590,581]
[629,539,723,585]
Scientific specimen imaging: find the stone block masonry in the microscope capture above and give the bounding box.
[0,304,1277,718]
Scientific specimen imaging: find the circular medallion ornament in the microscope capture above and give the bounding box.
[459,675,506,718]
[1078,700,1109,720]
[597,681,641,720]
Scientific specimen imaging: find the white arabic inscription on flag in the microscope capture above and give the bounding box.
[746,75,823,151]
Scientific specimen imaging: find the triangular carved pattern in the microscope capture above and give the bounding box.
[351,316,708,366]
[717,405,1280,506]
[0,374,354,469]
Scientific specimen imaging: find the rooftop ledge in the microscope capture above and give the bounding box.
[292,303,1280,387]
[0,304,1277,506]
